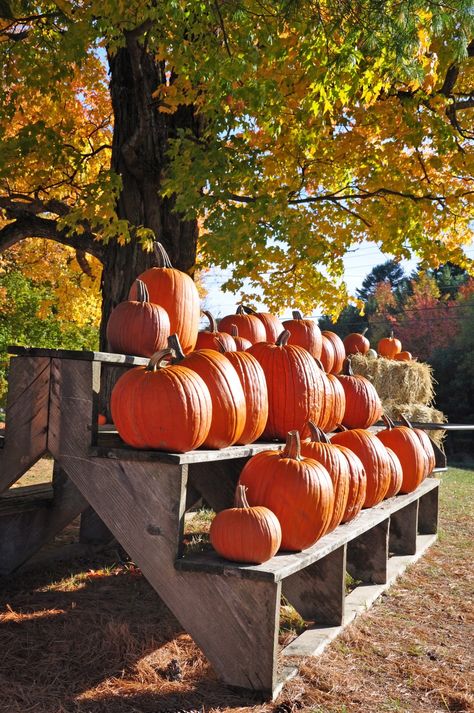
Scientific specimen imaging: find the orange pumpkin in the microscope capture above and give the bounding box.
[343,329,370,356]
[399,413,436,476]
[394,351,413,361]
[111,349,212,452]
[239,431,335,551]
[376,416,427,493]
[218,305,267,344]
[210,485,281,564]
[330,427,391,508]
[231,324,252,351]
[98,413,107,426]
[241,305,284,342]
[221,348,269,445]
[378,331,402,359]
[322,330,345,374]
[336,446,367,523]
[384,446,403,498]
[107,279,171,357]
[282,310,323,359]
[129,242,200,354]
[195,311,236,352]
[336,358,382,429]
[320,334,335,373]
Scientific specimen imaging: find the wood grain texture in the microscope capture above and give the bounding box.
[389,500,419,555]
[346,518,389,585]
[418,484,439,534]
[8,346,149,365]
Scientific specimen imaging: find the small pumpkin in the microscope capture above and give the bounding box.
[336,357,383,429]
[394,351,413,361]
[376,415,427,493]
[231,324,252,351]
[241,305,284,343]
[239,431,335,551]
[378,331,402,359]
[218,305,267,344]
[210,485,282,564]
[98,413,107,426]
[321,330,345,374]
[107,279,171,357]
[343,328,370,356]
[282,310,323,359]
[366,348,378,360]
[195,311,236,352]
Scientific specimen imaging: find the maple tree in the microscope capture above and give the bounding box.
[1,1,473,343]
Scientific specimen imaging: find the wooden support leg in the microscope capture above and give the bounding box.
[187,458,247,512]
[282,546,346,626]
[79,507,115,545]
[418,484,439,534]
[347,518,389,584]
[389,501,419,555]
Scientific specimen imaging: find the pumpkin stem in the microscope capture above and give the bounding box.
[284,430,301,460]
[335,423,348,432]
[133,279,150,303]
[292,309,304,320]
[215,336,227,353]
[314,357,324,371]
[390,329,394,339]
[342,357,354,376]
[153,241,173,268]
[167,334,186,361]
[399,413,413,429]
[241,305,257,315]
[382,413,394,430]
[361,327,368,336]
[146,349,174,371]
[202,310,217,333]
[231,324,239,337]
[234,484,251,509]
[276,329,291,347]
[236,304,246,315]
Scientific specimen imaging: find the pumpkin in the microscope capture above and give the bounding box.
[218,305,267,344]
[322,331,345,374]
[241,305,284,343]
[111,349,212,452]
[384,446,403,498]
[107,279,171,357]
[330,427,391,508]
[249,330,325,439]
[378,331,402,359]
[366,348,378,360]
[376,415,427,493]
[394,351,413,361]
[336,358,383,429]
[220,347,269,444]
[231,324,252,351]
[399,413,436,476]
[312,359,346,434]
[195,311,236,352]
[239,431,335,551]
[98,413,107,426]
[210,485,282,564]
[282,310,323,359]
[129,243,200,354]
[301,423,350,532]
[343,329,370,356]
[336,446,367,523]
[320,334,335,373]
[169,335,246,449]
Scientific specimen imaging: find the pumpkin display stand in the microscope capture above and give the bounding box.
[0,347,446,699]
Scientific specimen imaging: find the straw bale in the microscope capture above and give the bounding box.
[383,401,447,446]
[350,354,434,406]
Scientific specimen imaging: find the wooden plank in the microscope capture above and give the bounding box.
[0,357,50,492]
[176,479,440,582]
[0,483,53,513]
[8,345,149,366]
[389,500,419,555]
[418,483,439,534]
[282,545,346,625]
[346,518,389,585]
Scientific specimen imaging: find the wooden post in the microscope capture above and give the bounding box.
[346,518,389,584]
[389,500,419,555]
[418,483,439,534]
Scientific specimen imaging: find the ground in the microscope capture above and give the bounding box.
[0,465,472,713]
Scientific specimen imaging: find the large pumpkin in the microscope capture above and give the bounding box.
[313,360,346,433]
[249,331,325,439]
[111,349,212,452]
[107,279,170,357]
[241,305,284,343]
[210,485,282,564]
[129,242,200,354]
[195,311,236,352]
[301,423,350,532]
[221,347,269,445]
[343,329,370,356]
[377,331,402,359]
[399,413,436,475]
[322,331,345,374]
[384,446,403,498]
[337,358,382,429]
[376,416,428,493]
[330,427,391,507]
[320,334,335,374]
[169,335,246,449]
[218,305,267,344]
[336,446,367,523]
[282,310,322,359]
[239,431,334,551]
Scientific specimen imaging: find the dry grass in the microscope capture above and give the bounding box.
[350,354,435,406]
[0,467,473,713]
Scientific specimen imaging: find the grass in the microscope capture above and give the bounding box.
[0,466,473,713]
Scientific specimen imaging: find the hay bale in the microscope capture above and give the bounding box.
[350,354,434,406]
[382,402,447,447]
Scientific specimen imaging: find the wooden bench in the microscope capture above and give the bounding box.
[0,347,444,698]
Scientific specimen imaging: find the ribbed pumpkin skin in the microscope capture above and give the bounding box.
[320,335,335,373]
[223,351,269,444]
[300,439,350,532]
[195,330,236,352]
[376,426,426,493]
[335,446,367,522]
[344,332,370,356]
[239,444,334,551]
[394,351,413,361]
[337,373,382,429]
[233,334,252,351]
[254,312,285,342]
[129,267,200,354]
[412,428,435,475]
[219,313,266,344]
[322,374,346,433]
[111,364,211,452]
[210,505,281,564]
[282,316,322,359]
[249,341,325,439]
[378,336,402,358]
[322,331,345,374]
[107,301,170,357]
[330,429,391,507]
[384,447,403,498]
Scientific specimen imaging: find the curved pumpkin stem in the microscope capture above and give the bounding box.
[382,413,394,430]
[241,305,257,315]
[133,279,150,303]
[307,421,330,443]
[236,304,246,315]
[399,413,413,429]
[390,329,395,339]
[146,349,174,371]
[314,357,324,371]
[234,484,251,509]
[231,324,239,337]
[276,330,291,347]
[292,310,304,320]
[202,310,218,333]
[167,334,186,361]
[335,423,348,432]
[361,327,368,336]
[215,336,228,354]
[342,357,354,376]
[153,241,173,268]
[283,430,301,460]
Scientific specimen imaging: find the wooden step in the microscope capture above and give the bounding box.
[0,483,54,514]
